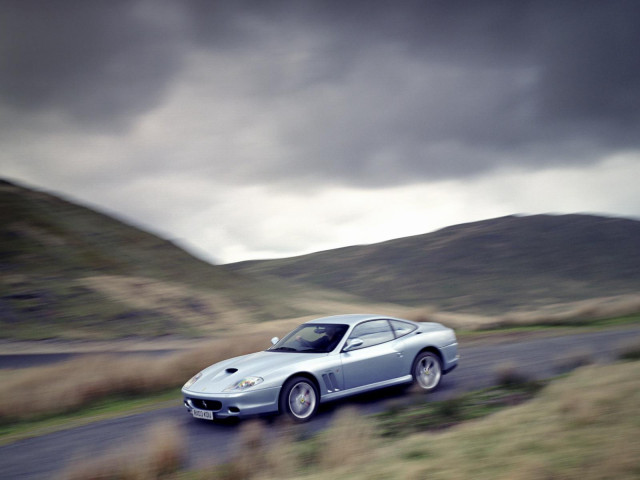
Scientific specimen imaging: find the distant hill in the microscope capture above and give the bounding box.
[0,179,371,340]
[226,214,640,314]
[4,178,639,340]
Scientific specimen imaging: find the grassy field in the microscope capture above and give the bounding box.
[201,360,640,480]
[298,360,640,480]
[1,324,637,479]
[57,358,640,479]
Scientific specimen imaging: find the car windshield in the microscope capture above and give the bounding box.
[268,323,349,353]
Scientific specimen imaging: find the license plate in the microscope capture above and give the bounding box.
[192,408,214,420]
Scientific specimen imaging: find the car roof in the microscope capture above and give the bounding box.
[306,314,410,327]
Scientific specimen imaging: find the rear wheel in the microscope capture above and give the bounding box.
[279,376,319,422]
[412,351,442,391]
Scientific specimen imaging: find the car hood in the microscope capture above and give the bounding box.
[184,350,325,394]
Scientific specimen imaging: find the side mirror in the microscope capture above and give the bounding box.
[343,338,363,352]
[271,337,279,346]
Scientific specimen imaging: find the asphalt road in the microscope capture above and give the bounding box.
[1,326,639,479]
[0,350,178,370]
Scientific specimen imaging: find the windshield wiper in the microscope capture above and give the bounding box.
[269,346,298,352]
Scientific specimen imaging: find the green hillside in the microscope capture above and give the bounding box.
[0,179,320,339]
[227,214,640,313]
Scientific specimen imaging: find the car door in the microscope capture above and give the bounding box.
[340,319,405,390]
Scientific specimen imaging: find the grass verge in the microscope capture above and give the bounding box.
[455,312,640,344]
[0,333,273,428]
[195,360,640,480]
[477,311,640,332]
[377,380,543,438]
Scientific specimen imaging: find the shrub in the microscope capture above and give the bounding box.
[617,337,640,360]
[493,362,532,388]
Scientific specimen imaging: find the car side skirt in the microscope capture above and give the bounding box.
[320,374,413,403]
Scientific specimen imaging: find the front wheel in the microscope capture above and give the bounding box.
[279,376,319,422]
[412,351,442,392]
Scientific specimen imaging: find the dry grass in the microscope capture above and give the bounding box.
[213,406,379,480]
[60,420,185,480]
[79,275,254,334]
[264,360,640,480]
[408,294,640,331]
[217,420,270,480]
[317,407,377,470]
[0,333,279,424]
[489,294,640,329]
[30,358,640,480]
[78,274,414,339]
[217,419,306,480]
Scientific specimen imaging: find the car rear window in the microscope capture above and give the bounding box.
[390,320,417,338]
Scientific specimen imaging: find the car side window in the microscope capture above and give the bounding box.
[390,320,417,338]
[347,320,395,350]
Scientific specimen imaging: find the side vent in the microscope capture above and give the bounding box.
[322,374,334,392]
[329,372,340,391]
[225,368,238,374]
[323,373,340,392]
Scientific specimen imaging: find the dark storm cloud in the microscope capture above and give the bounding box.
[2,0,639,183]
[255,1,640,181]
[0,0,186,129]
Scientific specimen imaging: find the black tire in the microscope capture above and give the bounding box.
[279,376,319,422]
[411,351,442,392]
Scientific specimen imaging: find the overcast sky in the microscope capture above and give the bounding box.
[2,0,639,263]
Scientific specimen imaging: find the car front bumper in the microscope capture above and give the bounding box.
[441,342,459,373]
[182,386,281,419]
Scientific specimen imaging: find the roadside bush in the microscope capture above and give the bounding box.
[493,362,533,388]
[617,337,640,360]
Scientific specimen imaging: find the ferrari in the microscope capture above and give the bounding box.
[182,314,458,422]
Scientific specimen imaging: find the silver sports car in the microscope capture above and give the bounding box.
[182,314,458,422]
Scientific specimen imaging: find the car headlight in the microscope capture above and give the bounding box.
[224,376,264,391]
[183,372,203,389]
